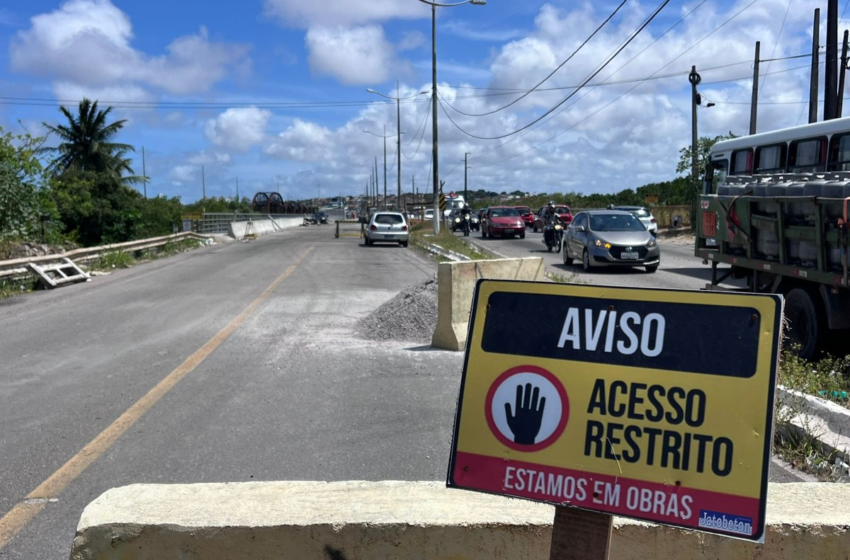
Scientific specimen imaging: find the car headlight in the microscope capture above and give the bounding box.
[647,238,657,248]
[455,218,461,223]
[594,239,612,249]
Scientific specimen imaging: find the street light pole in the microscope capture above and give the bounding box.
[418,0,486,233]
[431,2,439,233]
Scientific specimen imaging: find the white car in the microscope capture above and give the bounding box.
[613,206,658,235]
[364,212,409,247]
[424,209,435,220]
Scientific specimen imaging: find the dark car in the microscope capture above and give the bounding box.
[310,211,328,224]
[534,205,572,232]
[561,210,660,273]
[515,206,535,229]
[481,206,526,239]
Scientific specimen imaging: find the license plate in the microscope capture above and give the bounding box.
[384,234,396,240]
[504,229,514,234]
[621,251,639,260]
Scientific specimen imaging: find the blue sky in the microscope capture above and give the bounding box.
[0,0,840,203]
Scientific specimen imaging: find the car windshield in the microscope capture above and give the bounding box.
[490,208,520,218]
[555,207,570,214]
[589,214,645,232]
[374,214,404,225]
[516,207,530,214]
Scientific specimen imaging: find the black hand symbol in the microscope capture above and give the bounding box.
[505,383,546,445]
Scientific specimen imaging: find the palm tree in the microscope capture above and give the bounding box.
[41,98,142,185]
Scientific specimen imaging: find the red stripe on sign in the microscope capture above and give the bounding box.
[452,452,761,538]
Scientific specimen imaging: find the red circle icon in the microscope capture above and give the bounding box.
[485,365,569,452]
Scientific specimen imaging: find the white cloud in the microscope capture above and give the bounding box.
[306,26,400,85]
[397,30,426,51]
[205,107,272,152]
[169,165,196,185]
[262,0,427,28]
[10,0,250,97]
[266,119,335,161]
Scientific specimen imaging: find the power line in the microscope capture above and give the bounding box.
[759,0,792,93]
[438,0,671,141]
[468,0,762,170]
[447,0,630,118]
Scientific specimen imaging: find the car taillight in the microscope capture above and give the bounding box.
[401,225,408,231]
[370,225,377,231]
[650,218,657,223]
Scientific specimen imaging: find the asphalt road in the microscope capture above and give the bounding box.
[0,220,815,559]
[0,226,463,559]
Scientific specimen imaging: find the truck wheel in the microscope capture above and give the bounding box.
[784,287,823,360]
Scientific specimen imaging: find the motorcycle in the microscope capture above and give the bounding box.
[461,215,471,237]
[543,222,564,252]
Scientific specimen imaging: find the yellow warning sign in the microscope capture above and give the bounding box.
[448,280,781,543]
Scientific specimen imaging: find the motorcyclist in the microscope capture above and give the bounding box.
[542,202,560,245]
[459,204,473,234]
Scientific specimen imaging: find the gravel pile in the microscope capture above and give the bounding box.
[357,275,439,343]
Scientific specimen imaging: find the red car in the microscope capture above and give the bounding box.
[533,205,573,232]
[515,206,535,229]
[481,206,526,239]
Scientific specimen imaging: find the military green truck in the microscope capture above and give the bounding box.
[697,118,850,358]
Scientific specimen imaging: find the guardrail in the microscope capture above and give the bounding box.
[0,232,211,280]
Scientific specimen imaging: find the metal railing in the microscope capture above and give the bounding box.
[0,232,210,280]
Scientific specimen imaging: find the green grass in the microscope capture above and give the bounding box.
[87,239,206,272]
[0,277,38,301]
[410,223,493,261]
[773,350,850,481]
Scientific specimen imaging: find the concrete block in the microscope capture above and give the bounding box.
[70,482,850,560]
[69,481,554,560]
[228,218,303,239]
[431,257,546,351]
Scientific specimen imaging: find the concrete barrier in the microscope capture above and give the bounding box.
[228,217,303,239]
[70,481,850,560]
[431,257,546,351]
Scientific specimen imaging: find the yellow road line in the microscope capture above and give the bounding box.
[0,245,314,550]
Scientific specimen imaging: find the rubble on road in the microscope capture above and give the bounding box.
[357,275,438,344]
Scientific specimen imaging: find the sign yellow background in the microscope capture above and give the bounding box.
[454,281,781,499]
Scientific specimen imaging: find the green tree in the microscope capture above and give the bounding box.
[676,133,737,183]
[40,98,141,185]
[0,128,54,242]
[51,171,143,246]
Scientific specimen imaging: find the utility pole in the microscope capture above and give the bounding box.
[396,80,402,209]
[463,152,469,201]
[689,66,701,202]
[374,157,379,209]
[236,177,239,202]
[750,42,760,135]
[839,30,849,117]
[202,165,206,201]
[826,0,839,120]
[811,8,821,123]
[142,146,147,199]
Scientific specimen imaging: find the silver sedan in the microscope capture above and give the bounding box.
[561,210,660,273]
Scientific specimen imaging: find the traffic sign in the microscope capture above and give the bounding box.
[448,280,781,543]
[644,194,659,204]
[439,193,447,212]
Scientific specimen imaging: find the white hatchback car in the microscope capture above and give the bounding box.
[365,212,409,247]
